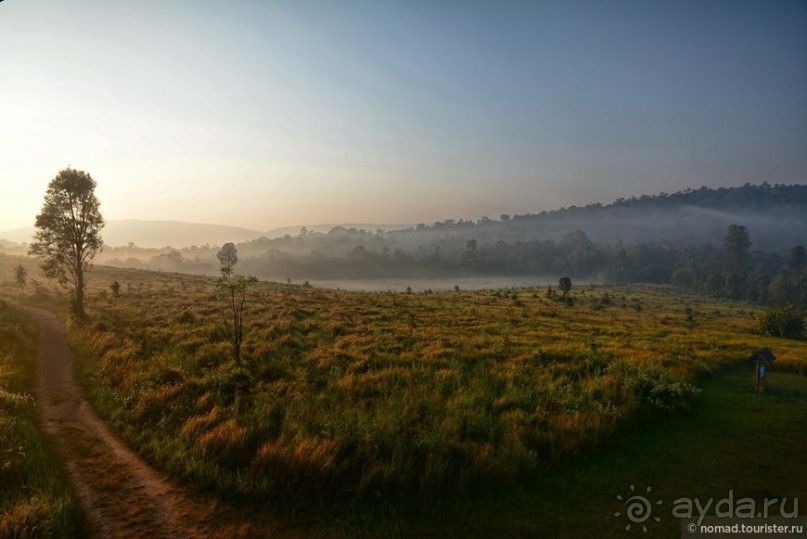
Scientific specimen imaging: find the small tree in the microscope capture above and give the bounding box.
[29,168,104,320]
[216,243,256,364]
[559,277,572,297]
[110,281,121,298]
[13,265,28,296]
[216,242,238,275]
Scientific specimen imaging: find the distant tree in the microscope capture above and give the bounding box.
[13,265,28,295]
[29,168,104,320]
[109,280,121,298]
[464,239,478,262]
[724,225,751,265]
[768,266,807,309]
[216,242,238,275]
[558,277,572,297]
[151,250,183,271]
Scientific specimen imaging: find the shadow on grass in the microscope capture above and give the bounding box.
[425,364,807,538]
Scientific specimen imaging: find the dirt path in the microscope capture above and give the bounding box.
[29,307,276,538]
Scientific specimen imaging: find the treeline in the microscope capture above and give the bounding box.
[88,183,807,306]
[232,225,806,307]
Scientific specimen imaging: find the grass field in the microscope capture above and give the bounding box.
[0,299,84,538]
[0,254,805,536]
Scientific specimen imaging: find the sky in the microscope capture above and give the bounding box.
[1,0,806,233]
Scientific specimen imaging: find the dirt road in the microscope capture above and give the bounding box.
[29,307,272,538]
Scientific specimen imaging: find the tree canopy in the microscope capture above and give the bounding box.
[217,242,238,276]
[29,168,104,319]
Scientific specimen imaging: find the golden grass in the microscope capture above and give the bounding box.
[1,256,805,507]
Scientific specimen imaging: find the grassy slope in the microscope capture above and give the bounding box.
[0,300,83,538]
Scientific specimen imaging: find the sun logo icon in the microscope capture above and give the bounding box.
[614,484,663,532]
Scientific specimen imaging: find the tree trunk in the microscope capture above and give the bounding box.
[75,266,87,320]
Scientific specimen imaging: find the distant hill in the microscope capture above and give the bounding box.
[0,227,34,245]
[1,220,417,248]
[0,220,264,248]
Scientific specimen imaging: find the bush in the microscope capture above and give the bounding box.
[611,360,701,411]
[757,304,805,339]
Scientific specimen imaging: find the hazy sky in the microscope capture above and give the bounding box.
[1,0,806,232]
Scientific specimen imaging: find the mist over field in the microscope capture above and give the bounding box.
[307,276,553,292]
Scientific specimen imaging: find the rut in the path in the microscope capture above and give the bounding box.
[29,307,274,539]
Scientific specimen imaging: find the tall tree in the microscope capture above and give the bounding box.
[29,168,104,319]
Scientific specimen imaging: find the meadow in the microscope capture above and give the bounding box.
[1,255,805,535]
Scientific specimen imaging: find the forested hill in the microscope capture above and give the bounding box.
[222,183,805,262]
[94,183,806,306]
[368,182,805,253]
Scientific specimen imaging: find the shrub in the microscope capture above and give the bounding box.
[611,361,701,411]
[757,304,805,339]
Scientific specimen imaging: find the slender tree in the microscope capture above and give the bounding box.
[558,276,572,297]
[13,265,28,296]
[216,243,256,364]
[29,168,104,320]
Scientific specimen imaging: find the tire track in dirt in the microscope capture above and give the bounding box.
[29,307,279,538]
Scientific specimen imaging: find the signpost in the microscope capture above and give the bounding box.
[750,347,776,393]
